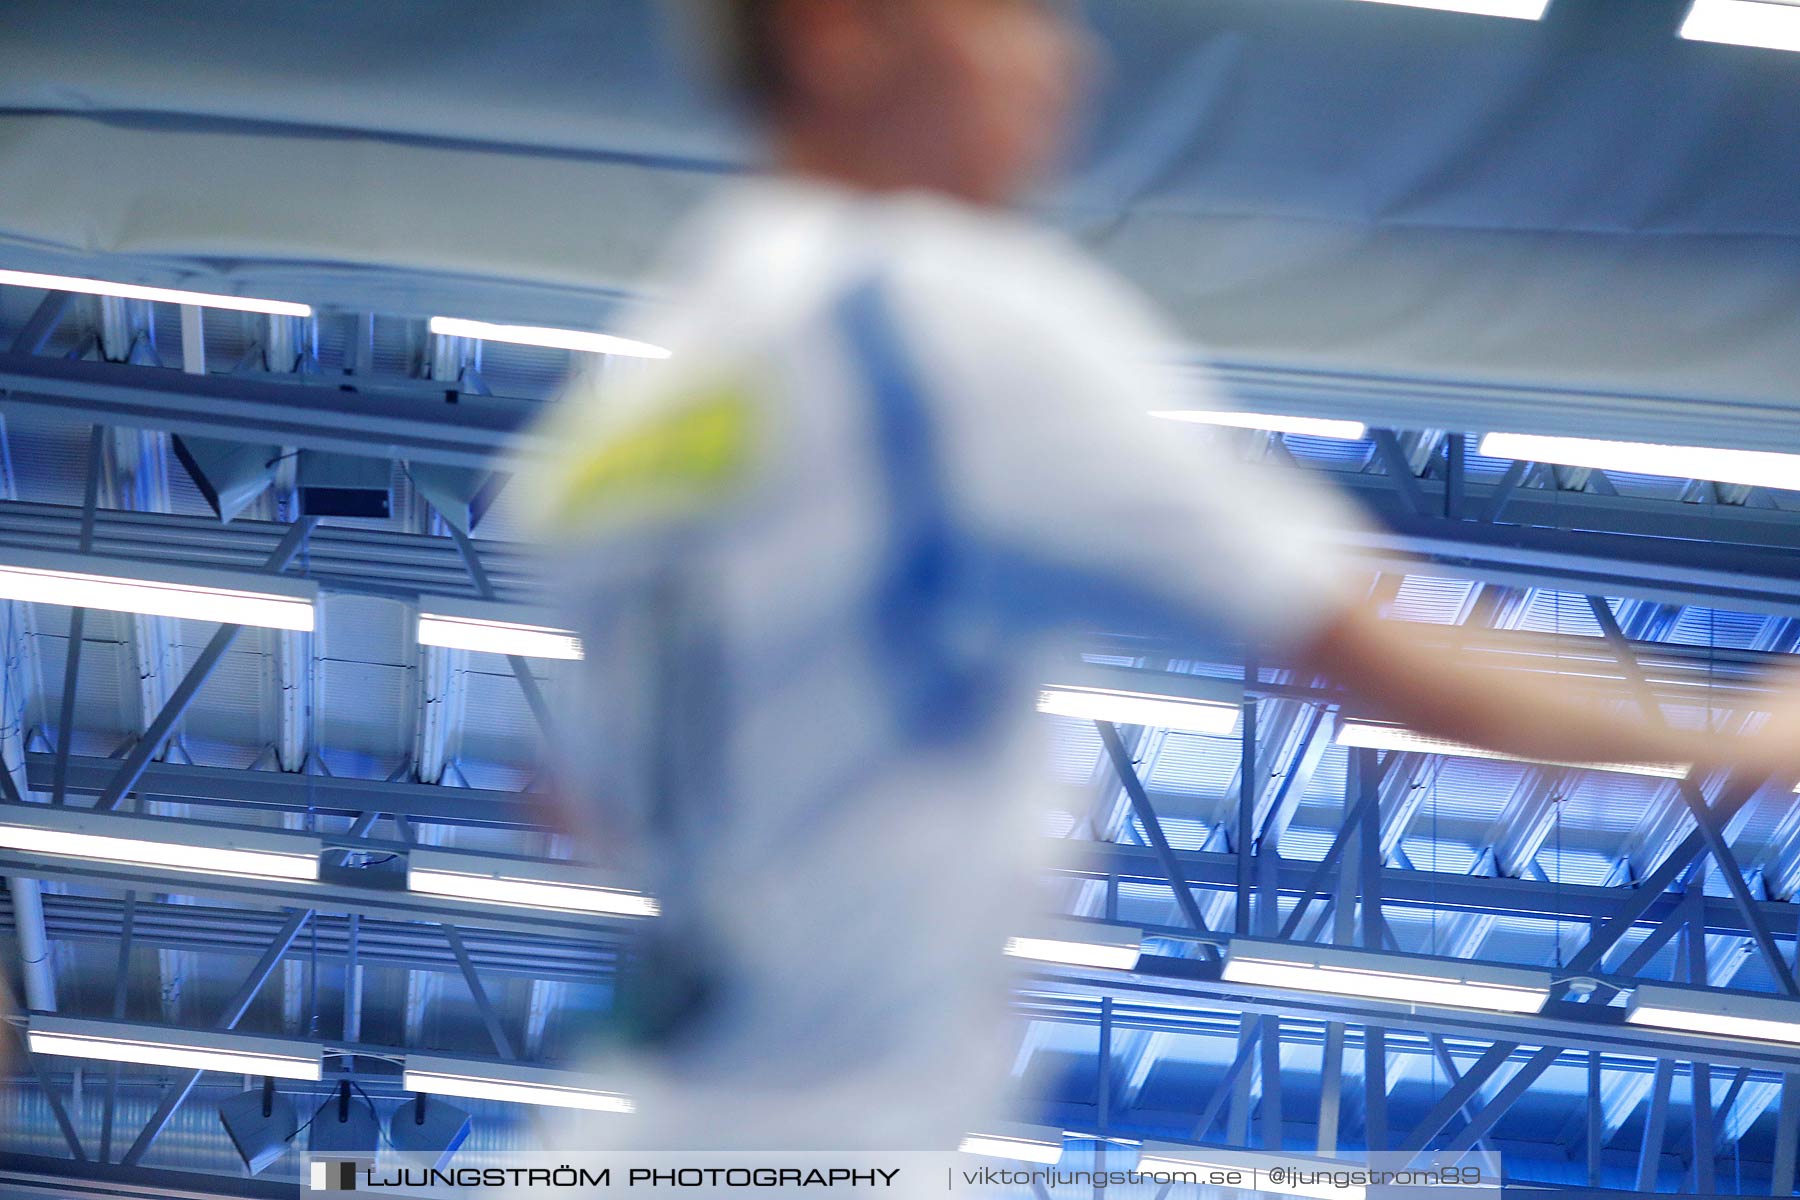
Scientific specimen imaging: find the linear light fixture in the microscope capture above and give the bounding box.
[1037,685,1239,735]
[1222,939,1551,1014]
[1626,982,1800,1046]
[0,267,311,317]
[1336,720,1688,779]
[1682,0,1800,53]
[1344,0,1548,17]
[29,1017,322,1081]
[1479,431,1800,491]
[403,1056,633,1113]
[429,316,669,360]
[1151,410,1367,441]
[1135,1145,1366,1200]
[416,597,583,661]
[407,850,659,918]
[0,549,316,631]
[959,1125,1066,1165]
[0,804,321,882]
[1004,920,1143,972]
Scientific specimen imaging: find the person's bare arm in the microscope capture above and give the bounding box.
[1297,600,1797,780]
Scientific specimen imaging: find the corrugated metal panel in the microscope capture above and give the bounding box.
[1558,772,1670,837]
[1537,847,1618,886]
[1397,837,1481,876]
[177,639,274,749]
[1276,824,1339,863]
[455,669,546,771]
[1388,575,1476,625]
[1144,732,1241,800]
[1665,606,1775,651]
[1131,813,1211,852]
[1281,432,1374,467]
[1045,717,1104,784]
[316,658,412,766]
[1510,590,1611,637]
[319,594,412,668]
[1421,758,1530,825]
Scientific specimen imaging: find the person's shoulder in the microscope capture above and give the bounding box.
[880,196,1175,359]
[517,350,767,544]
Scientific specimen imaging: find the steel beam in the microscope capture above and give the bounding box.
[1345,520,1800,622]
[0,1152,292,1200]
[443,923,517,1060]
[0,499,535,602]
[1637,1059,1675,1192]
[1275,758,1389,941]
[0,413,51,1016]
[1189,1021,1260,1141]
[1097,721,1219,957]
[0,849,625,943]
[119,909,313,1166]
[1316,1020,1345,1155]
[94,518,318,812]
[0,350,535,469]
[14,799,1800,954]
[12,893,612,982]
[1689,906,1717,1193]
[12,475,1800,624]
[1370,429,1428,518]
[30,753,538,830]
[1587,1047,1604,1187]
[98,891,136,1162]
[1775,1077,1800,1196]
[1433,1045,1555,1157]
[49,427,104,807]
[1584,595,1799,996]
[7,1022,85,1161]
[445,524,553,737]
[1235,698,1256,936]
[1031,962,1800,1077]
[7,294,75,357]
[1364,1026,1389,1153]
[1401,1043,1520,1153]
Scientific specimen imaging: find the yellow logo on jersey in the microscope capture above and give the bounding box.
[545,384,755,531]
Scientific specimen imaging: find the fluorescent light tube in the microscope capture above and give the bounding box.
[29,1017,322,1081]
[0,268,310,317]
[416,597,583,661]
[1479,431,1800,491]
[1336,720,1688,779]
[1343,0,1548,17]
[1682,0,1800,53]
[1152,411,1367,441]
[959,1126,1066,1165]
[1004,920,1143,972]
[429,316,669,360]
[407,850,659,918]
[1627,982,1800,1046]
[0,805,320,881]
[1037,686,1238,735]
[0,549,315,631]
[1223,939,1550,1014]
[1135,1145,1365,1200]
[403,1056,633,1113]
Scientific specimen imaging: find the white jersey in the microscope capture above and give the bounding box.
[524,179,1365,1151]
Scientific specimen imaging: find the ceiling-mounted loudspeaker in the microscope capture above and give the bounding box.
[171,436,280,523]
[308,1081,380,1163]
[218,1079,298,1176]
[389,1093,472,1169]
[407,463,508,535]
[296,452,392,520]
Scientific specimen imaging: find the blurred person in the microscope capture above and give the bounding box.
[523,0,1800,1159]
